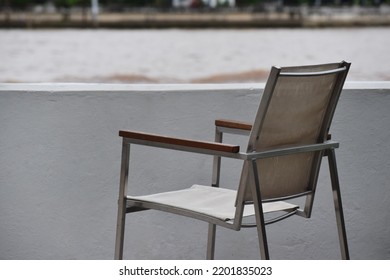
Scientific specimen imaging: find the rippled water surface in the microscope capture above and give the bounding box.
[1,28,389,83]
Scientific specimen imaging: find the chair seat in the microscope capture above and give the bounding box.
[127,184,298,221]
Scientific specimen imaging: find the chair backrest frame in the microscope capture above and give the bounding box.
[234,61,350,223]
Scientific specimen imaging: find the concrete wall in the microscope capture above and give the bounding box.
[0,82,389,260]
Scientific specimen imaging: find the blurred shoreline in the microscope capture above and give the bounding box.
[1,6,390,28]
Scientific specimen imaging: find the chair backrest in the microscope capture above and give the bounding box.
[236,62,350,209]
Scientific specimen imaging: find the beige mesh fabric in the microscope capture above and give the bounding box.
[240,63,343,201]
[128,184,298,221]
[258,74,337,149]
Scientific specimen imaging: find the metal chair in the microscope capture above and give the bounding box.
[115,61,351,260]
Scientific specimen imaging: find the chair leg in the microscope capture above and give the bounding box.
[206,224,216,260]
[115,201,127,260]
[254,212,270,260]
[328,149,350,260]
[114,140,131,260]
[207,128,222,260]
[250,160,270,260]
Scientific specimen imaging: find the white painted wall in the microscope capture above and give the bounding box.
[0,82,389,260]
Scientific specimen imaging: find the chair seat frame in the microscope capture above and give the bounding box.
[115,129,348,260]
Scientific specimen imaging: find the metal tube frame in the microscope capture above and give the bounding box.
[210,122,349,259]
[210,123,271,259]
[114,139,130,260]
[327,149,350,260]
[114,62,350,260]
[121,136,339,161]
[207,126,223,260]
[115,135,347,260]
[280,66,347,77]
[249,159,270,259]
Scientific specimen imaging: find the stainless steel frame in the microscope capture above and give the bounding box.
[327,149,350,260]
[115,136,349,259]
[114,61,351,260]
[206,123,349,260]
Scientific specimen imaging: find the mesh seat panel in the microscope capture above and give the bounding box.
[128,184,298,221]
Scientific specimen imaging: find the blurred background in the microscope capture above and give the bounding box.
[1,1,390,260]
[0,0,389,83]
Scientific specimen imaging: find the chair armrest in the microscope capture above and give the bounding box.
[216,119,332,140]
[215,119,252,131]
[244,141,339,160]
[119,130,240,153]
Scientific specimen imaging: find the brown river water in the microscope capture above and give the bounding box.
[1,27,389,83]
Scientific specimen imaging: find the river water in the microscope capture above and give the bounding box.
[1,27,389,83]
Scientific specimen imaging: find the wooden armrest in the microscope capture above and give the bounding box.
[119,130,240,153]
[215,119,252,131]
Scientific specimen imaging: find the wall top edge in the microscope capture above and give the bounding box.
[0,83,263,92]
[1,81,389,93]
